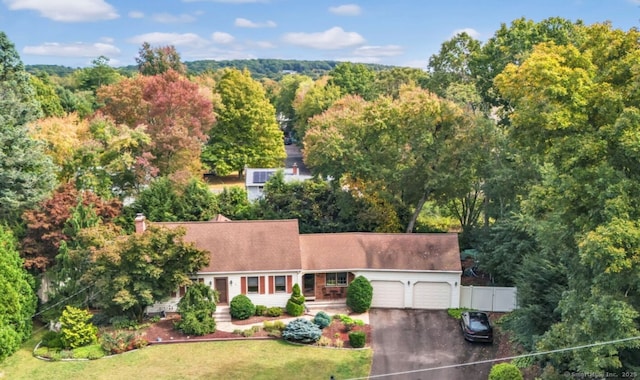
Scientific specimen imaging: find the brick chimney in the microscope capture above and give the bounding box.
[292,162,298,176]
[135,213,146,234]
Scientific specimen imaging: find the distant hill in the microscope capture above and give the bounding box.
[26,59,396,80]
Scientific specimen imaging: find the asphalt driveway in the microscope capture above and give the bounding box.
[369,309,501,380]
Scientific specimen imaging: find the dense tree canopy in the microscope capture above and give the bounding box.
[304,86,476,232]
[84,224,209,322]
[97,70,215,178]
[202,68,285,176]
[492,22,640,372]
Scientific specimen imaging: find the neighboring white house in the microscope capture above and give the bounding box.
[244,166,312,202]
[141,216,463,314]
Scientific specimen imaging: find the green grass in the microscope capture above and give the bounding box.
[0,329,372,380]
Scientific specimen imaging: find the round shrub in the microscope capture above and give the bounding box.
[255,305,267,316]
[346,275,373,313]
[313,311,332,329]
[229,294,256,320]
[282,318,322,343]
[488,363,523,380]
[348,331,366,348]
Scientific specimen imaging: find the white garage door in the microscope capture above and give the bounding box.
[413,282,451,309]
[371,280,405,308]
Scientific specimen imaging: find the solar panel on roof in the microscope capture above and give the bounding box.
[252,171,275,184]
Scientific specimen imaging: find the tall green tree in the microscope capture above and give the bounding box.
[0,226,37,362]
[328,62,376,100]
[84,224,209,322]
[202,68,285,176]
[493,23,640,372]
[292,76,342,142]
[372,67,429,99]
[0,32,56,225]
[472,17,584,110]
[427,32,481,98]
[136,42,187,76]
[304,86,475,232]
[30,73,64,117]
[0,31,41,126]
[125,176,218,223]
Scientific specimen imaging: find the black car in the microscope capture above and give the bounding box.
[460,311,493,343]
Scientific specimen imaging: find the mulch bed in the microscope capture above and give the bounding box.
[143,314,371,348]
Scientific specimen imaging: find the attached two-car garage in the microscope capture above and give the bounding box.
[367,275,458,310]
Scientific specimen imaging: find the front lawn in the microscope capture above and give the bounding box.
[0,328,372,380]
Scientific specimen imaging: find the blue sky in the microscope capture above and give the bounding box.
[1,0,638,68]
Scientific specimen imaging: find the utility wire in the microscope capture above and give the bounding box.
[348,335,640,379]
[31,284,97,319]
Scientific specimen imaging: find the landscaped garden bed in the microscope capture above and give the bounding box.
[142,312,371,348]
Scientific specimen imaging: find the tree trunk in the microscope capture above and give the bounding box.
[405,190,430,233]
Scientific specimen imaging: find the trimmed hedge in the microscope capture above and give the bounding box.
[229,294,256,320]
[348,331,366,348]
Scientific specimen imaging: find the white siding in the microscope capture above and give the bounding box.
[412,282,452,309]
[370,280,405,308]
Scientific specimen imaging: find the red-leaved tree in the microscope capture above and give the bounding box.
[21,182,122,272]
[97,70,215,178]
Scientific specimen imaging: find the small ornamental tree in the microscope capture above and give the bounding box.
[488,363,523,380]
[282,318,322,343]
[286,283,305,317]
[59,306,98,349]
[175,282,218,336]
[346,275,373,313]
[229,294,255,320]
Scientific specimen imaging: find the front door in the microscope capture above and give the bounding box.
[303,273,315,297]
[214,278,228,304]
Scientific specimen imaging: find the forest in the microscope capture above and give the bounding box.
[1,16,640,375]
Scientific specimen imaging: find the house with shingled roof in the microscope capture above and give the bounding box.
[139,215,462,313]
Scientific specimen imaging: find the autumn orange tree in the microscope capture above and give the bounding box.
[97,70,215,179]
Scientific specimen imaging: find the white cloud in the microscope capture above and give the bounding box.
[152,13,196,23]
[212,32,235,44]
[4,0,118,22]
[353,45,403,57]
[282,27,365,50]
[127,32,209,47]
[235,18,276,28]
[248,40,275,49]
[182,0,267,3]
[329,4,362,16]
[451,28,480,39]
[128,11,144,19]
[23,41,120,57]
